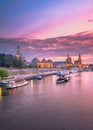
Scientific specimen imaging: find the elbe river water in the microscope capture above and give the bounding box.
[0,72,93,130]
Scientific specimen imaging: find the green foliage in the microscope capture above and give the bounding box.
[0,68,9,79]
[4,54,13,68]
[13,57,25,68]
[0,53,26,68]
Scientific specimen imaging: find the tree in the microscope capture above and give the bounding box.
[13,57,25,68]
[0,53,26,69]
[4,54,13,68]
[0,68,9,80]
[0,53,6,67]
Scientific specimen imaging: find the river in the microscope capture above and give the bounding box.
[0,72,93,130]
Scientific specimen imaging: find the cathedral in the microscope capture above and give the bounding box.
[74,53,82,68]
[65,54,83,68]
[65,54,73,67]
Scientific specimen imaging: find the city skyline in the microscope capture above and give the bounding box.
[0,0,93,63]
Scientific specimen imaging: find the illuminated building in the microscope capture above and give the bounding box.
[74,53,82,68]
[15,46,26,63]
[65,54,73,68]
[82,64,89,69]
[36,59,53,68]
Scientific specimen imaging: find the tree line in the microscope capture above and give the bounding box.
[0,53,26,68]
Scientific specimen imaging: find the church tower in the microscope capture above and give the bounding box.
[66,54,73,67]
[74,53,82,68]
[15,46,26,63]
[16,46,21,58]
[66,54,72,64]
[78,53,82,64]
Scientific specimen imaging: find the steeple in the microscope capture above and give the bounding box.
[66,54,73,64]
[78,53,82,63]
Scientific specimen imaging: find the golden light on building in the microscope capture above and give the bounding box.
[82,64,89,69]
[16,55,20,59]
[36,60,53,68]
[65,54,73,68]
[74,54,83,68]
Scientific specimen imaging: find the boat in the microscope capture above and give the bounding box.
[33,75,42,80]
[0,79,29,90]
[56,71,63,76]
[56,74,70,84]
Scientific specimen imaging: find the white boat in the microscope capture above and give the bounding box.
[0,79,29,89]
[56,70,70,76]
[56,74,70,84]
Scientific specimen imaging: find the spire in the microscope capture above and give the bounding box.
[78,53,82,63]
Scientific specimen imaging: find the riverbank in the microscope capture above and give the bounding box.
[8,68,57,76]
[2,67,92,82]
[5,68,58,81]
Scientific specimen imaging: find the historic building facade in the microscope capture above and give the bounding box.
[65,54,73,68]
[74,53,82,68]
[36,59,53,68]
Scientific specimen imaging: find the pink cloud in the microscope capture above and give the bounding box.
[88,19,93,22]
[1,30,93,63]
[20,7,93,40]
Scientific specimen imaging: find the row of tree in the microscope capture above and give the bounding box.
[0,53,26,68]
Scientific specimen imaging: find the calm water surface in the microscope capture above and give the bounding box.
[0,72,93,130]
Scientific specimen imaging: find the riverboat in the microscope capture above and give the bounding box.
[56,74,70,84]
[0,79,29,90]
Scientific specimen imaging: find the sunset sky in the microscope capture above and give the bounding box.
[0,0,93,63]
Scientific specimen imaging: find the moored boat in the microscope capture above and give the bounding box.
[0,79,29,90]
[56,74,70,84]
[33,75,42,80]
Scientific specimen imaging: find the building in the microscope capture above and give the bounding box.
[88,64,93,70]
[53,61,66,68]
[74,53,82,68]
[30,58,53,68]
[65,54,73,68]
[30,58,39,67]
[15,46,26,64]
[36,59,53,68]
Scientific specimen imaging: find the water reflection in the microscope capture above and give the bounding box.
[0,85,27,96]
[30,80,34,90]
[0,88,2,102]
